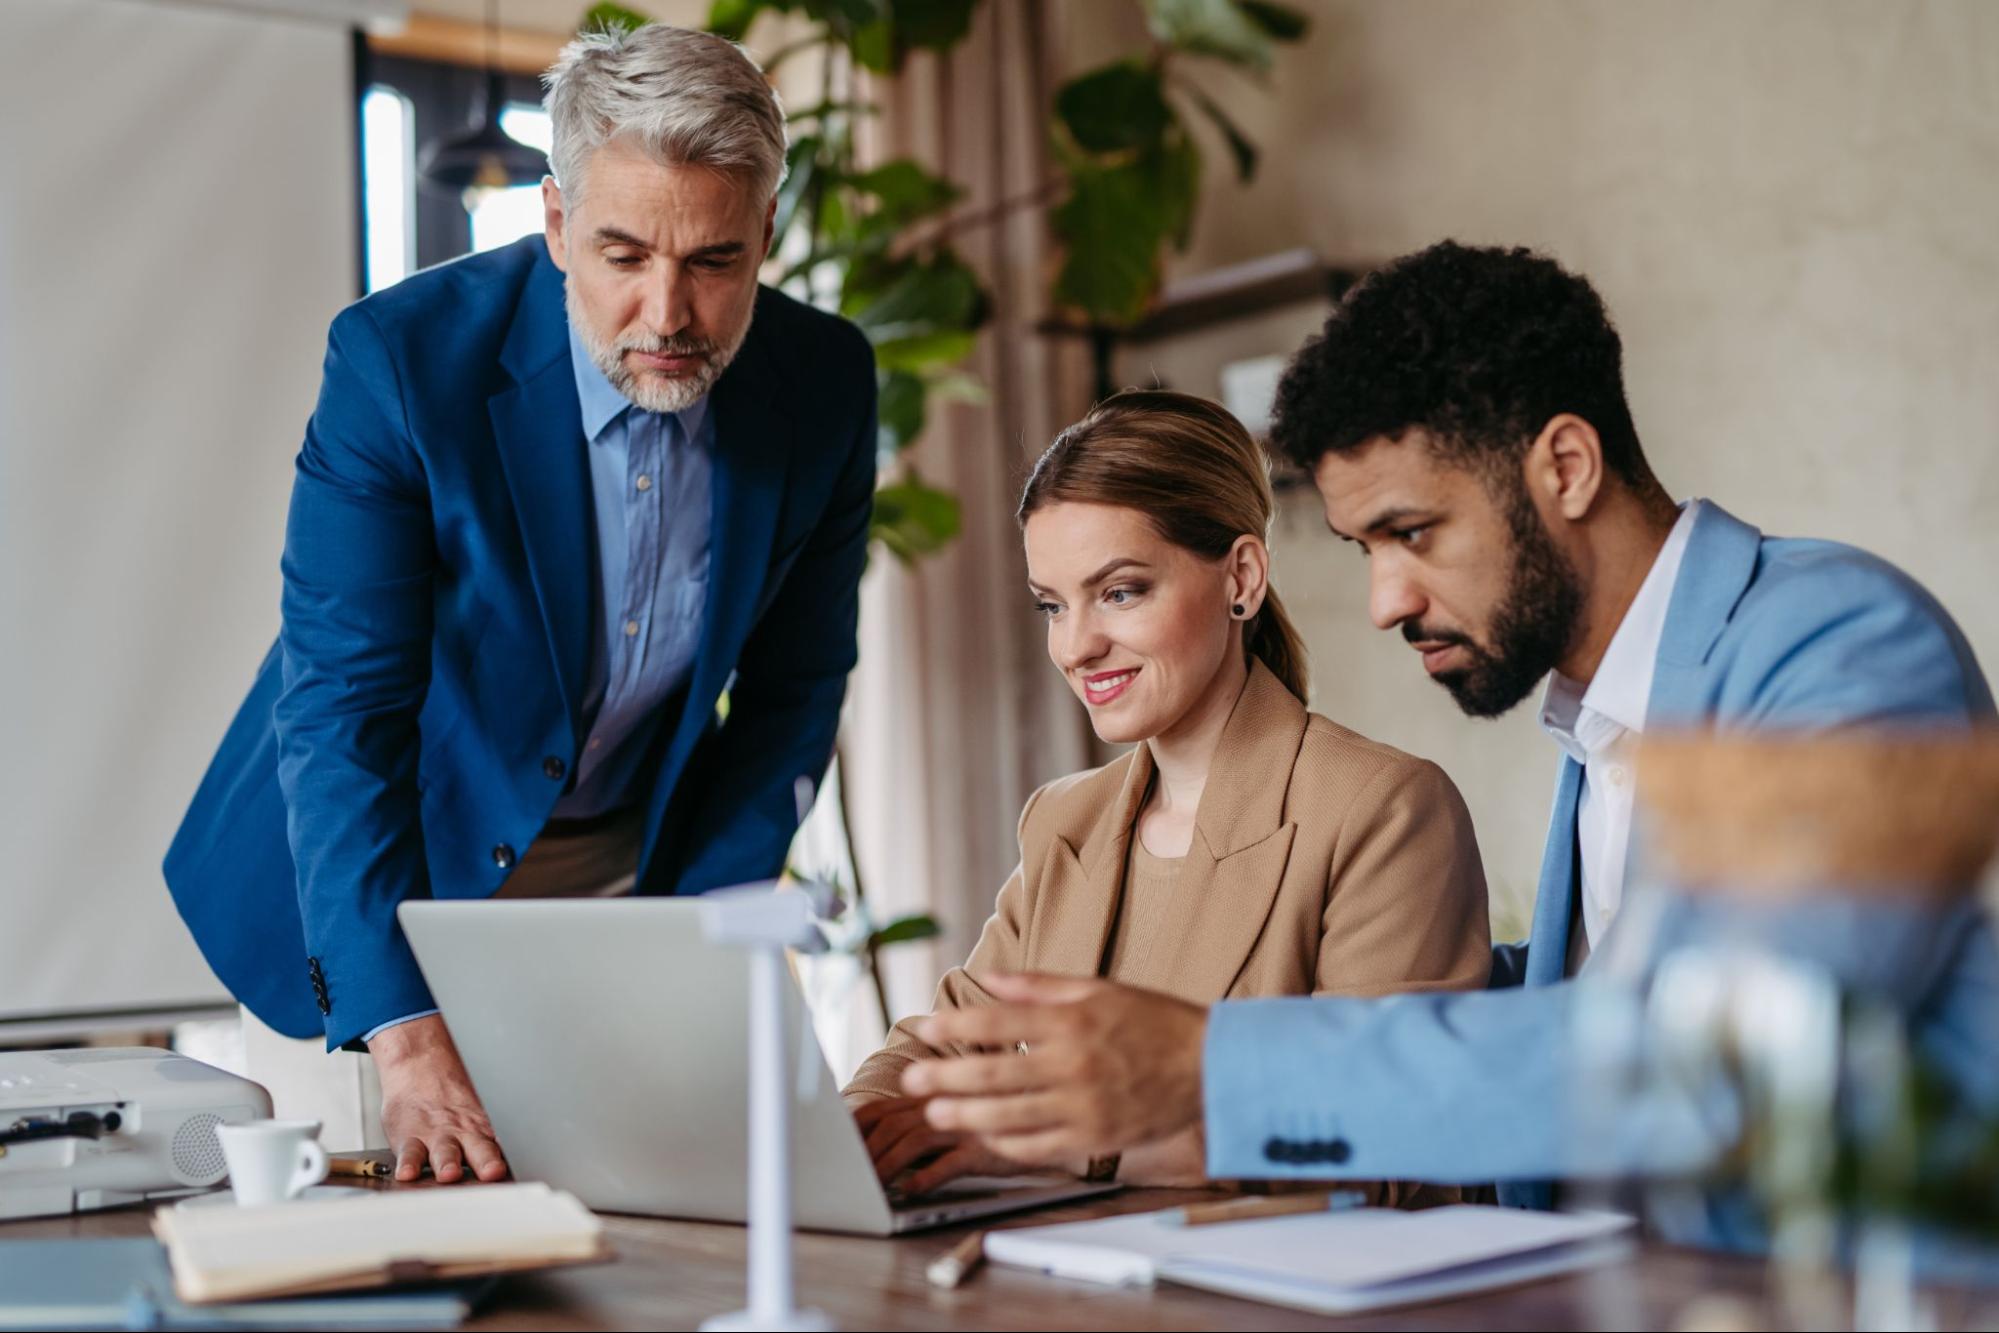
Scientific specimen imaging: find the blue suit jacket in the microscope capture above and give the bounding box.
[164,238,877,1048]
[1204,503,1999,1225]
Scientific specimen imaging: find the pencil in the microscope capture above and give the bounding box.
[326,1156,394,1179]
[1165,1189,1365,1227]
[925,1231,986,1288]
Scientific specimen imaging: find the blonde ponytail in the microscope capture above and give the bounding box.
[1248,587,1310,702]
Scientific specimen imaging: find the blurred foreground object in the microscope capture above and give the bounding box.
[1586,730,1999,1330]
[1639,731,1999,901]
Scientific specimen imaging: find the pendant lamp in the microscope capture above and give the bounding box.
[416,0,547,208]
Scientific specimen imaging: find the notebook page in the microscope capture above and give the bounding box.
[154,1184,604,1300]
[986,1204,1632,1292]
[1147,1205,1632,1288]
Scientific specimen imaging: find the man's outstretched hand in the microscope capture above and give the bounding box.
[369,1014,509,1184]
[900,974,1208,1163]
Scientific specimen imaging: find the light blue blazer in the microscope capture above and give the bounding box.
[1204,503,1998,1240]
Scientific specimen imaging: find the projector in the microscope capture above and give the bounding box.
[0,1047,270,1220]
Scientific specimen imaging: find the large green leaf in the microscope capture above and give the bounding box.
[847,159,962,226]
[816,186,855,251]
[803,0,886,29]
[842,252,984,343]
[1144,0,1274,70]
[1052,162,1163,325]
[706,0,771,41]
[1236,1,1309,41]
[872,477,962,565]
[872,329,979,374]
[1055,61,1172,154]
[847,0,980,73]
[1183,83,1257,182]
[876,368,927,460]
[1051,128,1209,326]
[847,18,895,72]
[709,0,880,40]
[893,0,978,52]
[583,1,653,32]
[1144,128,1202,251]
[876,363,987,457]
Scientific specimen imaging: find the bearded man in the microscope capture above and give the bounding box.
[897,241,1998,1249]
[165,23,875,1182]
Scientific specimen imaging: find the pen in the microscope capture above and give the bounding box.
[1164,1189,1365,1227]
[925,1230,986,1288]
[326,1156,430,1180]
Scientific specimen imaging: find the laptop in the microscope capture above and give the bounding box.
[398,898,1116,1235]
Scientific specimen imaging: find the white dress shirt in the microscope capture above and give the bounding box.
[1538,500,1702,949]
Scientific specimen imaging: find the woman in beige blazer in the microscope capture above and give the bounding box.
[846,391,1490,1202]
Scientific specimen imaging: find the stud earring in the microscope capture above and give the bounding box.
[1232,604,1246,617]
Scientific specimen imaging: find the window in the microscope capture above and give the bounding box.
[361,85,414,293]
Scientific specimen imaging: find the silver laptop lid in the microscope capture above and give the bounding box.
[398,898,897,1234]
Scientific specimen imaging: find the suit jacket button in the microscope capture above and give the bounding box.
[1262,1136,1288,1164]
[542,756,566,781]
[1325,1137,1352,1165]
[492,843,517,870]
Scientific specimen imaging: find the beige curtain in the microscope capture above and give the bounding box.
[840,0,1100,1026]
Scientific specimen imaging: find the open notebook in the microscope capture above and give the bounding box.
[983,1203,1635,1316]
[150,1183,610,1304]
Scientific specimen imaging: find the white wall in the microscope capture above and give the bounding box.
[0,0,356,1020]
[1109,1,1999,934]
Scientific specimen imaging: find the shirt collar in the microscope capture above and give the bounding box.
[565,319,712,446]
[1539,499,1704,760]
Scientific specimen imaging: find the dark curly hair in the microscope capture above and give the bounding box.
[1270,241,1656,490]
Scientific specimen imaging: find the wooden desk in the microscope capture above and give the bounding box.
[6,1185,1989,1330]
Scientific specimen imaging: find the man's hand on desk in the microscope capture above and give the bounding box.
[848,1095,1042,1196]
[368,1014,509,1184]
[900,974,1208,1164]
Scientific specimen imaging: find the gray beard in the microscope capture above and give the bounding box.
[564,280,751,413]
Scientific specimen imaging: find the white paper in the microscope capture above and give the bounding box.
[984,1204,1634,1301]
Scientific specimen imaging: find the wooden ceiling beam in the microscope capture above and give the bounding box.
[368,14,569,76]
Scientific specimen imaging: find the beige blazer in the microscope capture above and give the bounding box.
[847,662,1491,1199]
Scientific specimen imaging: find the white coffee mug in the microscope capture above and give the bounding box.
[216,1119,328,1206]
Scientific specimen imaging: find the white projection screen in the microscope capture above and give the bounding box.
[0,0,357,1028]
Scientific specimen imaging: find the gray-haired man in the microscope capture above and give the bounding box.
[166,24,878,1181]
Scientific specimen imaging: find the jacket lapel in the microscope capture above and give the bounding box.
[1649,501,1763,725]
[1523,503,1766,986]
[1161,663,1306,1001]
[1166,822,1300,1002]
[490,250,592,748]
[1030,662,1307,1001]
[1026,743,1153,979]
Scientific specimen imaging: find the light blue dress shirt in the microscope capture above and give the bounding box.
[360,321,714,1042]
[554,321,715,819]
